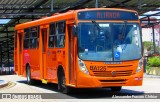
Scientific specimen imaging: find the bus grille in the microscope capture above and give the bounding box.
[92,70,133,77]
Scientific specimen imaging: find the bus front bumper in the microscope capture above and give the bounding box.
[76,71,143,88]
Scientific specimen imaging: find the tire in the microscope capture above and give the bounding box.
[26,66,35,85]
[58,72,71,94]
[111,86,122,92]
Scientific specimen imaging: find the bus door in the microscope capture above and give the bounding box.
[14,32,18,74]
[17,32,23,75]
[68,25,76,85]
[41,28,47,79]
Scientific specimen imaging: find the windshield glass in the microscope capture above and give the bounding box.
[78,22,142,61]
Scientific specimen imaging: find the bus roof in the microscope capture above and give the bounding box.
[76,8,137,13]
[15,8,137,30]
[15,10,75,30]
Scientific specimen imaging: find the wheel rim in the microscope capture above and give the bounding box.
[61,76,66,90]
[27,68,30,82]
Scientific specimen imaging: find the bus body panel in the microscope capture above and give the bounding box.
[39,26,48,80]
[14,31,18,74]
[76,69,143,88]
[75,60,143,88]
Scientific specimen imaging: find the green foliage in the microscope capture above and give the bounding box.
[148,56,160,67]
[143,41,153,49]
[146,65,150,70]
[143,41,160,54]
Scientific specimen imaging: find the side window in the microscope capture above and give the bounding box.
[30,27,39,49]
[56,21,66,48]
[24,29,30,49]
[24,26,39,49]
[49,23,56,48]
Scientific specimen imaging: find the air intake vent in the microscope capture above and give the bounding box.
[107,65,132,68]
[92,70,133,77]
[100,79,127,82]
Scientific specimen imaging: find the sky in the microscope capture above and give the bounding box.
[139,7,160,19]
[0,19,11,24]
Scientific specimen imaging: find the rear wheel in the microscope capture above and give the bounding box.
[111,86,122,92]
[58,71,71,94]
[26,65,35,85]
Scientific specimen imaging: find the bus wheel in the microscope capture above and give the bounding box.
[58,72,71,94]
[26,66,34,85]
[111,86,122,92]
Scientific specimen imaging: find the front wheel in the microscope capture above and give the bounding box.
[58,72,71,94]
[111,86,122,92]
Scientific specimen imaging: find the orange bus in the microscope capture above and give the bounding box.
[14,8,143,93]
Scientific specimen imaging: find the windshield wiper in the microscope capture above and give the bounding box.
[121,21,127,36]
[92,20,101,30]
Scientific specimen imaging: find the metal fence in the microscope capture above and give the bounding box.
[0,67,14,75]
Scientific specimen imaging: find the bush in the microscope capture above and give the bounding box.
[148,56,160,67]
[146,65,150,70]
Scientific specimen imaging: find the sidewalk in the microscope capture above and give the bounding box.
[0,80,8,88]
[144,73,160,78]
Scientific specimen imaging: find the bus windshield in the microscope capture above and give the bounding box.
[78,22,142,61]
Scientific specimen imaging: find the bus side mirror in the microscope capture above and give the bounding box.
[72,25,77,37]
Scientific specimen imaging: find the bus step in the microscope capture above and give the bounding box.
[41,79,48,84]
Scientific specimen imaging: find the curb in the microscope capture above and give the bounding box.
[144,73,160,78]
[0,81,8,89]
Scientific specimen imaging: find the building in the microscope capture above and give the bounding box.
[142,27,159,46]
[142,17,160,46]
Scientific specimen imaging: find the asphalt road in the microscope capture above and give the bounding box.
[0,74,160,102]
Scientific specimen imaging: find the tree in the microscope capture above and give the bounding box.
[143,41,152,49]
[143,41,160,55]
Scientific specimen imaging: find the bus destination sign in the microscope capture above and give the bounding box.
[78,10,138,20]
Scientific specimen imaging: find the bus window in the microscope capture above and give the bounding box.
[56,21,65,48]
[29,27,39,49]
[37,28,39,48]
[49,23,56,48]
[24,29,30,49]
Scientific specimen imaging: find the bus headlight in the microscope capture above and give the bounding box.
[78,58,89,74]
[136,58,143,73]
